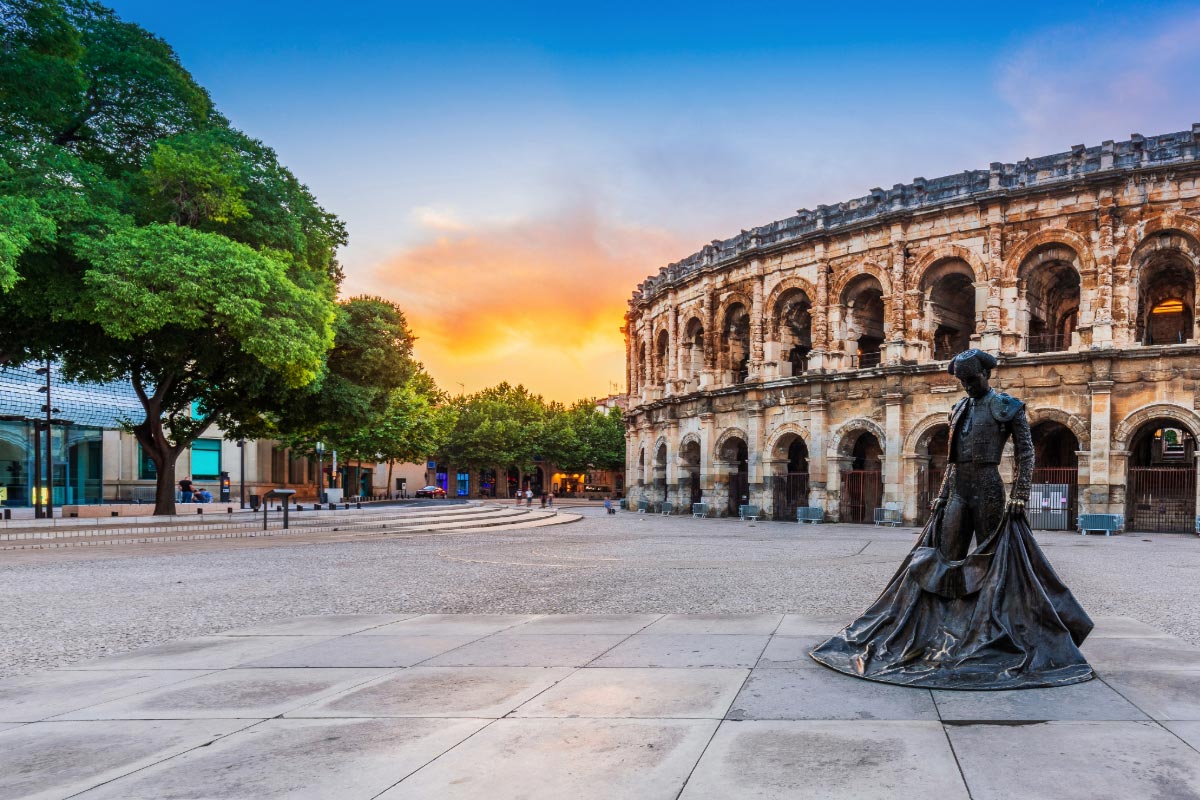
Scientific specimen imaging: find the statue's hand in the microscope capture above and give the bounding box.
[930,497,946,512]
[1007,497,1027,514]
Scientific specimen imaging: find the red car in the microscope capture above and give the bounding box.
[415,486,447,498]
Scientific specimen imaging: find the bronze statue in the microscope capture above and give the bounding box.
[811,350,1094,689]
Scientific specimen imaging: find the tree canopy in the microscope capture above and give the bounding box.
[0,0,345,513]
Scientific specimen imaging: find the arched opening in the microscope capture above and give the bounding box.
[1028,421,1080,529]
[840,431,882,523]
[1126,419,1197,532]
[720,303,751,384]
[719,436,749,516]
[527,465,544,495]
[842,277,885,368]
[683,317,704,388]
[1136,243,1195,345]
[772,434,809,520]
[654,441,669,505]
[506,465,520,498]
[680,439,702,508]
[654,330,669,385]
[637,343,647,391]
[921,260,976,360]
[636,447,646,496]
[915,424,950,514]
[773,289,813,376]
[1020,248,1080,353]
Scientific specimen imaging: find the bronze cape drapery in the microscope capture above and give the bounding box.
[809,507,1094,690]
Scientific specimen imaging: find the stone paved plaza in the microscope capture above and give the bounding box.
[3,504,1200,797]
[3,611,1200,799]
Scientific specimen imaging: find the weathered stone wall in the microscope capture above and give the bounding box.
[624,127,1200,527]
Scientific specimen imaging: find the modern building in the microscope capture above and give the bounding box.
[0,362,424,509]
[624,126,1200,532]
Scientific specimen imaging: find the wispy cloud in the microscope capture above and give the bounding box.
[369,207,691,401]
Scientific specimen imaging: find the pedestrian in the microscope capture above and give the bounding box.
[540,492,547,508]
[603,497,613,515]
[178,477,194,503]
[547,491,554,508]
[525,488,533,507]
[515,490,522,506]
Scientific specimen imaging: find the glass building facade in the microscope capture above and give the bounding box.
[0,363,143,507]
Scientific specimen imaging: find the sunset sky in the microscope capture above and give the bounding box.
[107,1,1200,402]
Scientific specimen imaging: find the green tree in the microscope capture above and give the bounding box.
[0,1,344,514]
[439,383,547,475]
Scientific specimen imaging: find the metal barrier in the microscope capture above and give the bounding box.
[738,504,760,521]
[637,498,649,513]
[660,502,674,516]
[796,506,823,524]
[692,502,709,518]
[1078,513,1124,536]
[874,508,902,526]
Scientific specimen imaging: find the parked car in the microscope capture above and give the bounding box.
[415,486,447,499]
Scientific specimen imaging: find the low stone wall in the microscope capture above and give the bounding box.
[63,503,241,518]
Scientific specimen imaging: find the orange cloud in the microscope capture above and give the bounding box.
[364,209,692,403]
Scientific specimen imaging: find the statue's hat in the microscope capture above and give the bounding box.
[947,349,998,377]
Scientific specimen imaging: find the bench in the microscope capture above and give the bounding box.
[874,508,902,527]
[660,501,674,516]
[692,502,710,518]
[739,504,760,521]
[796,506,823,524]
[1078,513,1124,536]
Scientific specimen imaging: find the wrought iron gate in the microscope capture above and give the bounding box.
[774,472,810,520]
[1127,467,1196,533]
[728,471,749,516]
[840,470,881,524]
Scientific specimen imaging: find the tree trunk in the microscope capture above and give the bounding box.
[387,460,395,498]
[153,449,178,516]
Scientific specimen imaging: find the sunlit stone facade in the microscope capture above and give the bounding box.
[624,126,1200,531]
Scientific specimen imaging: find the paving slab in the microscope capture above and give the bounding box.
[775,614,854,636]
[1164,720,1200,750]
[947,720,1200,800]
[728,667,939,721]
[240,635,480,668]
[422,633,627,667]
[218,613,416,636]
[513,613,662,634]
[1080,635,1200,671]
[590,634,769,668]
[756,635,828,668]
[640,613,783,635]
[73,717,489,800]
[376,717,718,800]
[292,666,574,718]
[514,667,748,719]
[0,719,249,800]
[1088,615,1175,638]
[932,678,1149,721]
[0,669,212,722]
[1099,669,1200,720]
[57,667,390,720]
[60,635,335,671]
[679,720,969,800]
[360,614,542,636]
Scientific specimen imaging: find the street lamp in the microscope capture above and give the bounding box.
[237,439,246,509]
[315,442,325,503]
[34,362,58,518]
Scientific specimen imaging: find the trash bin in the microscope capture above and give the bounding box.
[249,494,260,512]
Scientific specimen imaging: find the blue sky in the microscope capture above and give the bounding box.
[106,0,1200,400]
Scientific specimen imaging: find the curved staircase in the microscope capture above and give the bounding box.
[0,502,579,551]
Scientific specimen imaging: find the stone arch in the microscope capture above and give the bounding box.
[714,427,750,460]
[678,432,702,451]
[1138,211,1200,246]
[766,422,811,458]
[830,418,887,458]
[765,277,818,333]
[1130,222,1200,345]
[715,291,754,326]
[653,436,669,464]
[1027,407,1090,452]
[911,243,986,289]
[831,260,891,303]
[1112,403,1200,451]
[1004,228,1095,283]
[902,412,953,456]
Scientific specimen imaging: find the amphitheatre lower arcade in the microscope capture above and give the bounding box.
[624,126,1200,532]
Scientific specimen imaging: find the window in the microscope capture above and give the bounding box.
[138,445,157,480]
[191,439,222,479]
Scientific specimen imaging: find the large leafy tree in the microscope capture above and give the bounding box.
[439,383,547,474]
[0,0,344,513]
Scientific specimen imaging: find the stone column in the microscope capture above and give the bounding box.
[902,454,929,524]
[1074,449,1093,516]
[810,254,830,371]
[1088,380,1114,514]
[750,269,765,380]
[883,391,904,508]
[808,397,829,514]
[828,455,853,522]
[667,304,678,394]
[762,458,788,520]
[747,407,765,511]
[699,412,716,504]
[1092,195,1116,348]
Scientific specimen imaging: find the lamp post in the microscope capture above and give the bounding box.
[237,439,246,509]
[34,361,58,518]
[315,442,325,503]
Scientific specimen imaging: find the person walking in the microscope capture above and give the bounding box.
[525,488,533,507]
[603,497,613,515]
[547,491,554,508]
[178,477,194,503]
